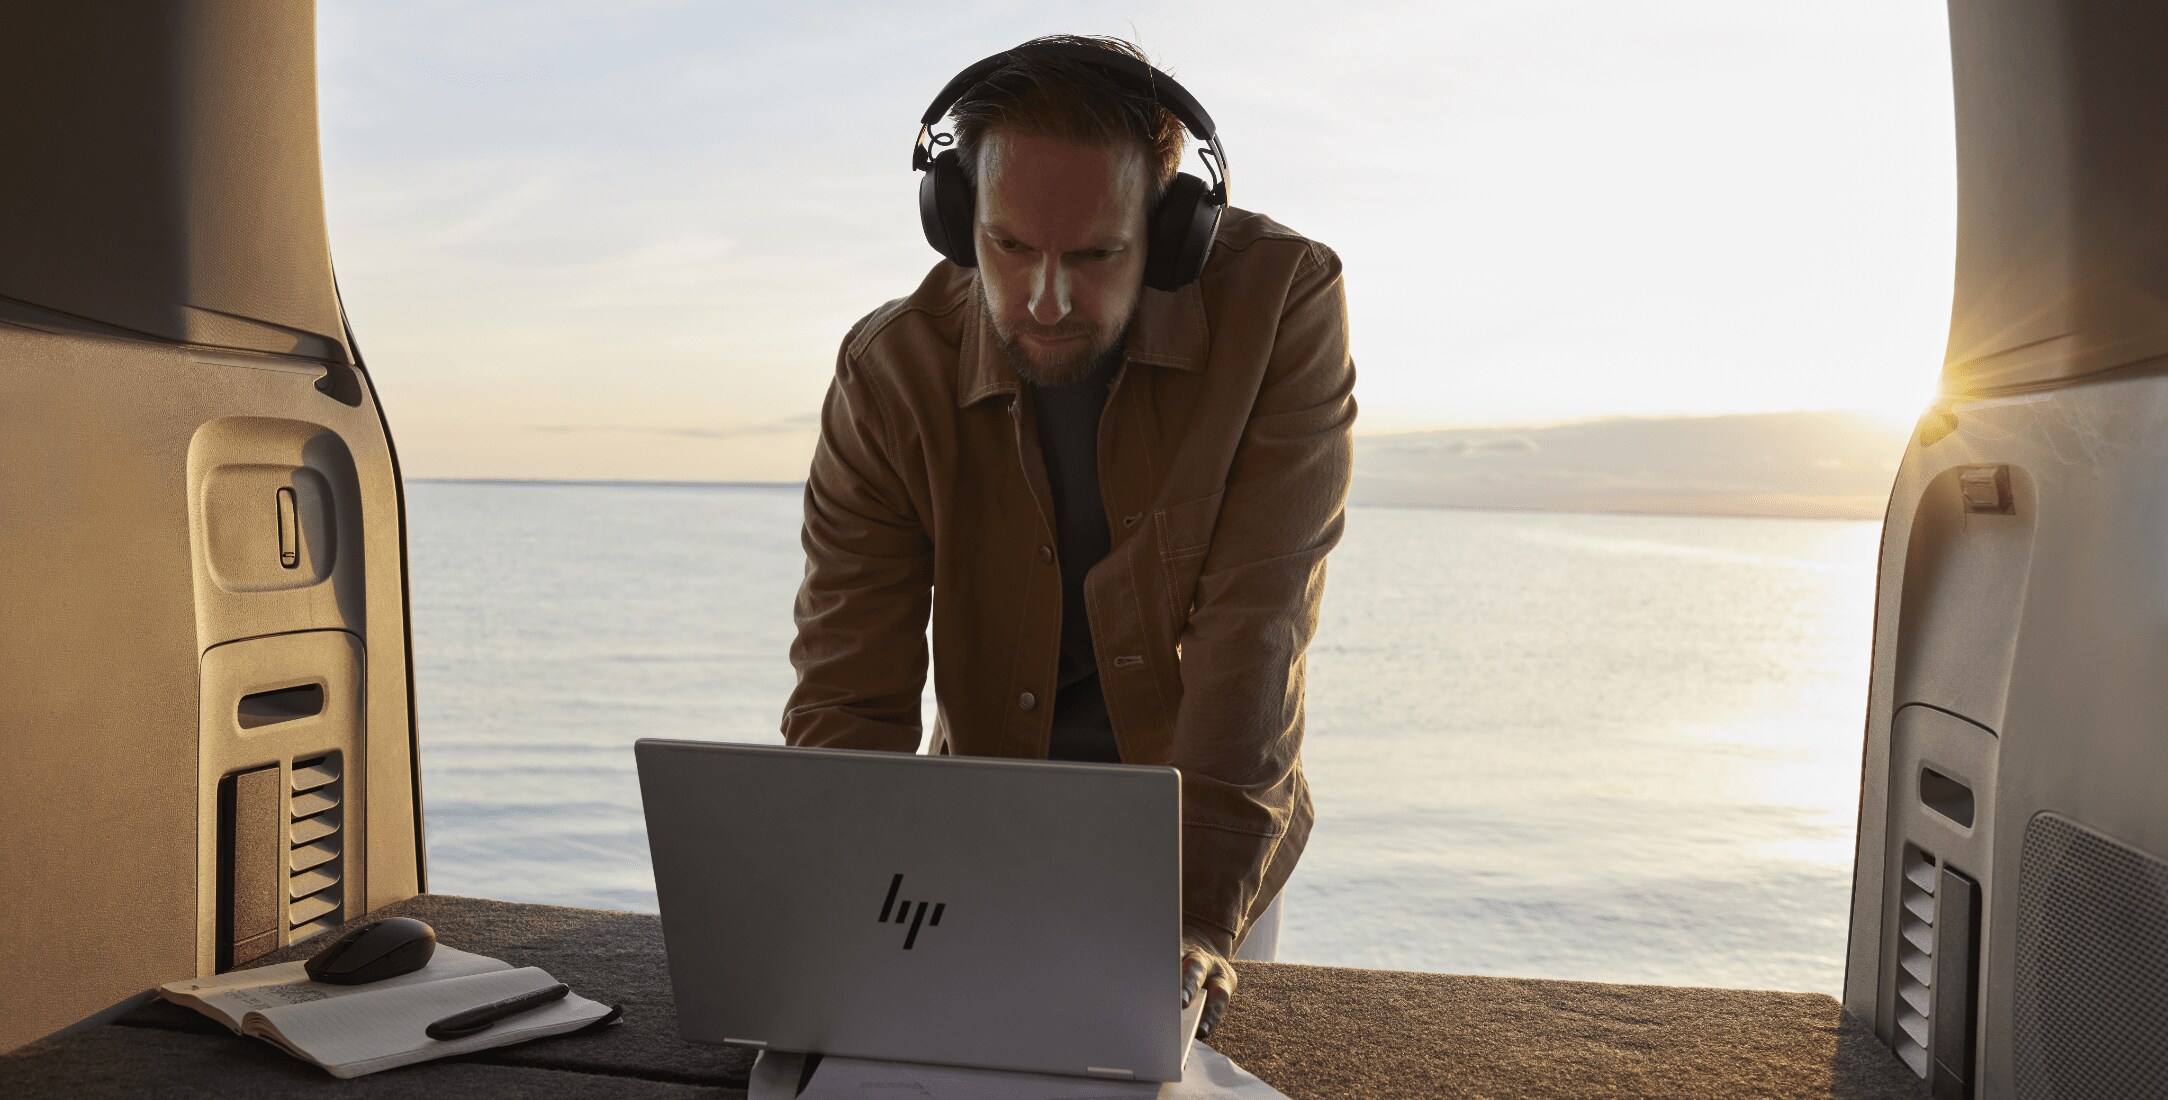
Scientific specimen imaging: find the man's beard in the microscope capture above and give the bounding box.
[984,292,1128,388]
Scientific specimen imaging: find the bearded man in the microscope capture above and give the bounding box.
[782,34,1355,1040]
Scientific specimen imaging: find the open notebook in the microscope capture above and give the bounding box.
[158,945,613,1078]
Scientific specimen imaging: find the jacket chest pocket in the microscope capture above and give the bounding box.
[1153,488,1224,620]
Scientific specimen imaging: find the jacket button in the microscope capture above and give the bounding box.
[1018,692,1037,711]
[1037,545,1054,563]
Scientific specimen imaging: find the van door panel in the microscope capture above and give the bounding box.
[1850,383,2168,1097]
[0,321,418,1052]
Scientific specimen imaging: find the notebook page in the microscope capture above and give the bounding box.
[241,966,610,1078]
[159,945,509,1032]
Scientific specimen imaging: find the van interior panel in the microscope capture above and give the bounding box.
[0,2,419,1053]
[1939,0,2168,397]
[1843,0,2168,1093]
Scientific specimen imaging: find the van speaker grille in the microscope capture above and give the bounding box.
[287,753,343,942]
[2014,812,2168,1100]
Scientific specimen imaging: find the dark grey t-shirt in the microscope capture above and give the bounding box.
[1030,360,1120,763]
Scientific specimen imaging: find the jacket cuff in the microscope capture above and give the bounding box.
[1180,820,1283,954]
[1180,771,1314,956]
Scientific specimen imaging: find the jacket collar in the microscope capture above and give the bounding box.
[956,275,1210,408]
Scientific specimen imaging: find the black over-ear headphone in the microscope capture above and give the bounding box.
[912,42,1230,292]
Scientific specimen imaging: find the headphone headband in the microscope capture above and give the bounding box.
[918,42,1218,147]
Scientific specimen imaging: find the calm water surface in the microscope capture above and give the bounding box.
[406,481,1879,996]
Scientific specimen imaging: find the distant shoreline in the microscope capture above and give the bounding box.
[406,477,1881,523]
[407,410,1905,525]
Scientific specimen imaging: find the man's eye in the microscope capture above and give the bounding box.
[1087,249,1113,260]
[996,238,1022,252]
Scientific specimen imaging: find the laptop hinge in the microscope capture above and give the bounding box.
[724,1037,768,1048]
[1085,1066,1135,1078]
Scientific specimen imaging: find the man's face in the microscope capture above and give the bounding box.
[975,128,1153,387]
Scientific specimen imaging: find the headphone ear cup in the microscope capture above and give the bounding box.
[918,148,979,269]
[1143,172,1221,292]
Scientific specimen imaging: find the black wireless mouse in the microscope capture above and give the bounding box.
[304,917,437,985]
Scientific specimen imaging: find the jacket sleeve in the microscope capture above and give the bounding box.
[780,335,934,752]
[1174,243,1355,952]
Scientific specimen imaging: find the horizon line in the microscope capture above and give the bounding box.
[408,476,802,490]
[405,478,1880,522]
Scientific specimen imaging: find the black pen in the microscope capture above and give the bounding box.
[425,982,571,1040]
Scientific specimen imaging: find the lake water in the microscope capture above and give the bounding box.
[406,481,1880,996]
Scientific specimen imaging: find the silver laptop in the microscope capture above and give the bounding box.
[634,739,1208,1083]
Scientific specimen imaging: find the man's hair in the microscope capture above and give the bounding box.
[948,35,1187,205]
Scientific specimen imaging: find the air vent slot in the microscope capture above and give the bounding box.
[291,758,339,792]
[290,839,338,873]
[1894,844,1938,1079]
[237,683,324,729]
[287,752,342,943]
[291,787,339,818]
[291,815,336,845]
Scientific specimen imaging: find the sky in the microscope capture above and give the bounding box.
[317,1,1957,483]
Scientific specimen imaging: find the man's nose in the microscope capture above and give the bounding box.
[1027,257,1069,326]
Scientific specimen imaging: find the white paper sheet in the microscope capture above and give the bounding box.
[157,949,612,1078]
[246,965,611,1078]
[766,1043,1287,1100]
[749,1049,811,1100]
[158,945,511,1032]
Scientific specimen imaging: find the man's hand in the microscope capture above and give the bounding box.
[1181,929,1238,1039]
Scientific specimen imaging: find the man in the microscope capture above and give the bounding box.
[781,34,1354,1040]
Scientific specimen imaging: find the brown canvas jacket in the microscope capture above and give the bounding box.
[782,207,1355,953]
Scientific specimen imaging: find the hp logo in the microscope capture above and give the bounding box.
[877,873,945,949]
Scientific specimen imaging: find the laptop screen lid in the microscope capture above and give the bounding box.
[635,739,1203,1083]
